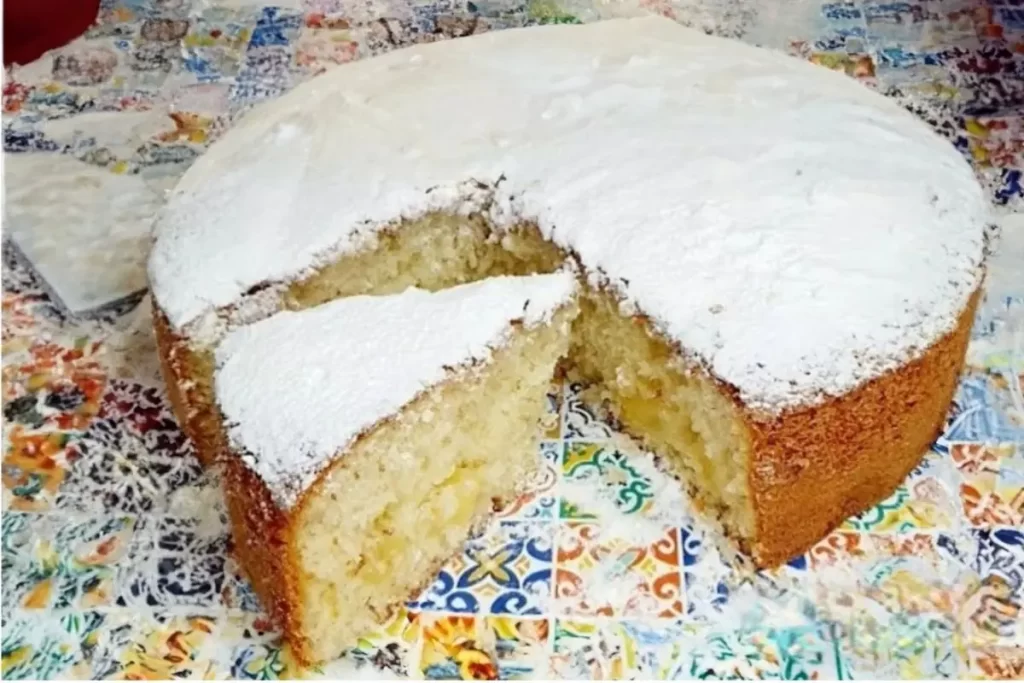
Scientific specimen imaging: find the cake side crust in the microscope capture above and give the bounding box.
[153,305,224,467]
[745,284,982,566]
[222,453,308,658]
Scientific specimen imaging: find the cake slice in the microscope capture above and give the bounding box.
[214,273,577,664]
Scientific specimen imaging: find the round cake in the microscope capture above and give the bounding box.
[148,16,989,662]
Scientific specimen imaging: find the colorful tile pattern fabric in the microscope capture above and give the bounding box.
[2,0,1022,678]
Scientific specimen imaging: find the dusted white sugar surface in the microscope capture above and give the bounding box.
[214,273,576,507]
[150,16,989,413]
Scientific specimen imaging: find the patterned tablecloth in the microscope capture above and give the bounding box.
[2,0,1023,679]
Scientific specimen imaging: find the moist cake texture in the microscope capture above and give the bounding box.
[148,16,989,665]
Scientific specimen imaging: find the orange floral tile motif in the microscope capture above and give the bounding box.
[418,614,550,680]
[420,615,500,680]
[2,428,73,511]
[808,530,870,570]
[155,112,226,146]
[2,338,106,431]
[952,443,1024,526]
[863,534,959,616]
[1,292,43,352]
[118,614,217,679]
[965,646,1024,680]
[555,522,682,618]
[2,336,107,510]
[961,571,1022,650]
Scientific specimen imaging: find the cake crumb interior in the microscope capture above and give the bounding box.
[293,305,574,662]
[285,212,565,306]
[570,287,754,539]
[282,211,752,544]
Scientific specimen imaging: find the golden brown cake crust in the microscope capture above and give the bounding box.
[222,455,309,659]
[743,286,981,567]
[156,306,314,661]
[153,307,225,468]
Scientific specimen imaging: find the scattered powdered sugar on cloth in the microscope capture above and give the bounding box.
[554,436,701,617]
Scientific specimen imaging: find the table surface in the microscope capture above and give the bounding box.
[2,0,1023,679]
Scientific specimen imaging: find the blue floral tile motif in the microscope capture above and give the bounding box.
[229,45,297,108]
[863,1,932,45]
[971,527,1024,596]
[971,293,1023,344]
[3,130,61,154]
[221,556,263,612]
[180,8,257,82]
[680,523,733,622]
[116,516,231,609]
[996,168,1023,205]
[410,520,553,615]
[497,441,560,522]
[939,374,1024,444]
[994,5,1024,32]
[680,518,810,625]
[248,7,302,48]
[814,25,868,52]
[562,383,613,440]
[821,1,863,22]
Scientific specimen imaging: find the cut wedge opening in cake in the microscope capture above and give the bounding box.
[282,213,759,546]
[214,274,577,663]
[285,212,565,307]
[571,287,756,542]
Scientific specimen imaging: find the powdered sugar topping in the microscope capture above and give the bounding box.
[214,273,576,507]
[150,16,989,413]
